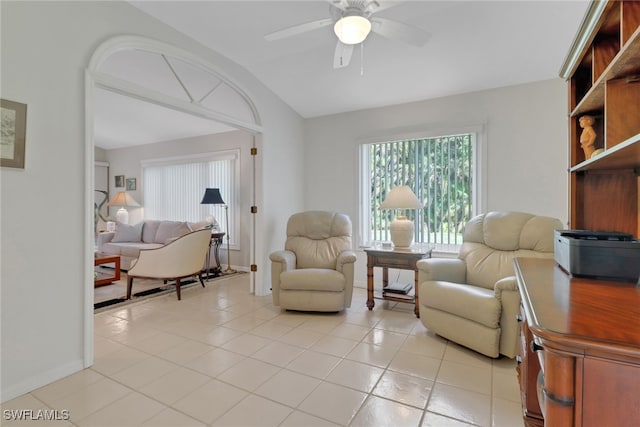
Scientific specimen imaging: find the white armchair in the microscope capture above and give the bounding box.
[270,211,356,312]
[126,229,211,300]
[417,211,562,358]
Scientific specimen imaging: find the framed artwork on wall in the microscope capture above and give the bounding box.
[1,99,27,169]
[115,175,124,188]
[126,178,136,191]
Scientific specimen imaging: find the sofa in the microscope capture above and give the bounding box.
[97,219,209,270]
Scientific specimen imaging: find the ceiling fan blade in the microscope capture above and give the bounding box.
[333,41,354,68]
[370,17,430,46]
[328,0,349,11]
[330,0,401,14]
[365,1,403,15]
[264,18,333,41]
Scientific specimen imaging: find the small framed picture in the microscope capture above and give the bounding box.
[114,175,124,188]
[126,177,136,191]
[1,99,27,169]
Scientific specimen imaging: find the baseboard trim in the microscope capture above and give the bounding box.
[1,359,84,403]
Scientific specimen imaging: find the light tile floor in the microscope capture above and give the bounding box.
[2,275,525,427]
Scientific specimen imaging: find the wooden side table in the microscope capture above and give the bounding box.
[364,245,432,317]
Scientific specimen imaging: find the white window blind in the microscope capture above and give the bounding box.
[142,150,238,245]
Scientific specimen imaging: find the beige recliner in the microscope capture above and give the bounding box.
[270,211,357,312]
[416,211,562,358]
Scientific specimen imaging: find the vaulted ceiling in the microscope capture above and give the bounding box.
[95,1,590,149]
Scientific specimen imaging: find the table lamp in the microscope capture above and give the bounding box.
[107,191,140,224]
[380,186,422,247]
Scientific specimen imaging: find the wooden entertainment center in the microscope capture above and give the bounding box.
[515,1,640,426]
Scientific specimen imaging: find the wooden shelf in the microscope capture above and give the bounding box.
[572,25,640,117]
[564,0,640,238]
[570,133,640,172]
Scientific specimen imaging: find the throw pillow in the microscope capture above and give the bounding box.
[188,220,211,231]
[155,221,190,244]
[112,222,143,243]
[141,220,162,243]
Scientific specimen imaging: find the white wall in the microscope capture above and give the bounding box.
[94,147,108,163]
[0,1,304,402]
[304,79,569,285]
[104,130,253,268]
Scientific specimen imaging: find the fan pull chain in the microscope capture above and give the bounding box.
[360,42,365,76]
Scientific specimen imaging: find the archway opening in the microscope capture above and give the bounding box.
[84,36,263,366]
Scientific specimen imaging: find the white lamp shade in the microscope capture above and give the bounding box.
[107,191,140,208]
[334,15,371,45]
[380,186,422,209]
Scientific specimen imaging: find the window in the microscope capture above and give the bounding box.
[142,150,239,246]
[360,133,478,251]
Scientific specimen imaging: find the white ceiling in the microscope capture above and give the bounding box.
[94,89,235,150]
[95,0,590,149]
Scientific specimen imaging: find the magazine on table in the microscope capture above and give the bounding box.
[383,282,412,294]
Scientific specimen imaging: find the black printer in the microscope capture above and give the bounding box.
[554,230,640,282]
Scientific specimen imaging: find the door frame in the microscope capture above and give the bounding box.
[84,35,264,367]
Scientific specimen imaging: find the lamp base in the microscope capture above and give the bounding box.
[116,208,129,224]
[224,240,236,273]
[390,215,414,248]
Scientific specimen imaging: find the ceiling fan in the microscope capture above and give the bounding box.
[264,0,430,69]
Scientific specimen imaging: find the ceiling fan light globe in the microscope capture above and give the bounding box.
[334,15,371,45]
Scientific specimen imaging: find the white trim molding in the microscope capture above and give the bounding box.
[88,35,262,131]
[84,35,265,370]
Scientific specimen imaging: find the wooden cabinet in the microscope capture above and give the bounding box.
[517,313,544,427]
[560,0,640,237]
[515,258,640,427]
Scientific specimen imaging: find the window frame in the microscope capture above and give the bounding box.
[358,126,486,252]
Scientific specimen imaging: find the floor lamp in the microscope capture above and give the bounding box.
[201,188,236,274]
